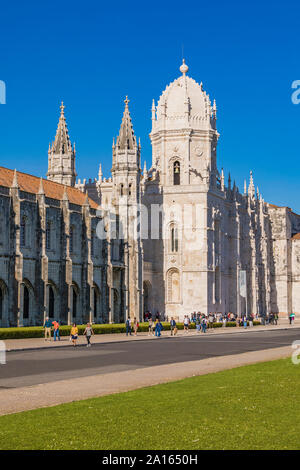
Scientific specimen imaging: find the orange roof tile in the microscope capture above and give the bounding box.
[0,166,99,210]
[292,233,300,240]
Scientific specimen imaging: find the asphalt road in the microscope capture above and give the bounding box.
[1,328,299,389]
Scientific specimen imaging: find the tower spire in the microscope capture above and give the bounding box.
[47,102,77,187]
[116,96,137,150]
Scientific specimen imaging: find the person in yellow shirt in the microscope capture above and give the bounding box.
[70,323,78,347]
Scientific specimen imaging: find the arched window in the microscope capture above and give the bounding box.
[120,184,124,196]
[23,285,29,319]
[49,286,54,318]
[70,226,74,253]
[171,226,178,252]
[173,161,180,185]
[20,217,26,247]
[167,269,180,303]
[94,289,97,319]
[73,288,77,318]
[0,287,2,320]
[46,222,51,250]
[128,183,132,196]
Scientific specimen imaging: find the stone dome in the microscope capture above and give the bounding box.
[153,60,216,131]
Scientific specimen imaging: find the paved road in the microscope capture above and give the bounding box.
[1,328,299,389]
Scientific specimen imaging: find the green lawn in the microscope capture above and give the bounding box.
[0,358,299,450]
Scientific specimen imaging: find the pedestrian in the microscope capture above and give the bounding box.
[201,317,207,333]
[52,320,60,341]
[195,315,201,333]
[133,317,139,336]
[125,317,132,336]
[289,313,295,325]
[148,317,154,336]
[274,313,278,325]
[83,323,94,347]
[43,316,52,341]
[249,314,254,328]
[170,317,176,336]
[183,315,189,333]
[155,319,163,337]
[70,323,78,347]
[243,315,247,329]
[208,312,214,330]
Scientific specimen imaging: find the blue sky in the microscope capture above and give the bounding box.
[0,0,299,211]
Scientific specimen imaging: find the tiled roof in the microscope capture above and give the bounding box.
[0,166,99,209]
[292,233,300,240]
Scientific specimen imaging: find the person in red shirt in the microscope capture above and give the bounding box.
[52,320,60,341]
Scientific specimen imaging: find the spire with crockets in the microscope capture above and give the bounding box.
[116,96,137,150]
[47,102,77,187]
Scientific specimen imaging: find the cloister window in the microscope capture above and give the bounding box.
[173,161,180,185]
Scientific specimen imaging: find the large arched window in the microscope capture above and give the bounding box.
[23,285,29,319]
[0,287,2,320]
[20,217,26,247]
[46,222,51,250]
[70,226,74,253]
[171,226,178,252]
[72,289,77,318]
[120,184,124,196]
[173,161,180,185]
[167,269,180,303]
[49,286,54,318]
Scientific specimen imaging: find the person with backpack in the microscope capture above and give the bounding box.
[125,317,132,336]
[83,323,94,347]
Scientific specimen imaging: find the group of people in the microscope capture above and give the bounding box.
[43,317,94,347]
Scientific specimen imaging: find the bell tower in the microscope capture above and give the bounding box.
[111,97,143,320]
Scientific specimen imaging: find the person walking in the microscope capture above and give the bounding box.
[183,315,189,333]
[125,317,132,336]
[83,323,94,347]
[133,317,139,336]
[52,320,60,341]
[155,319,163,337]
[70,323,78,347]
[208,312,214,330]
[289,313,295,325]
[195,315,201,333]
[249,314,254,328]
[148,317,154,336]
[170,317,177,336]
[201,316,207,333]
[43,316,52,341]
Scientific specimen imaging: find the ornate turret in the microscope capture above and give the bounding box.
[47,102,77,187]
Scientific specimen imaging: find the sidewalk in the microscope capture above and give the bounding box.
[0,344,292,416]
[4,320,299,352]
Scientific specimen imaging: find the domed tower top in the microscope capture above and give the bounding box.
[151,60,217,133]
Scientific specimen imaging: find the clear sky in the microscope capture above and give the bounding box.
[0,0,299,212]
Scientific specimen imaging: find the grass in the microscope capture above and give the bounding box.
[0,358,299,450]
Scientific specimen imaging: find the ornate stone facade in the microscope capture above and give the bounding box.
[0,60,299,326]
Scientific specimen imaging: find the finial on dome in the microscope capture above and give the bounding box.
[180,58,189,75]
